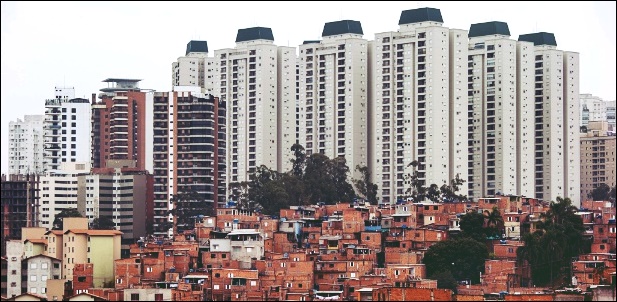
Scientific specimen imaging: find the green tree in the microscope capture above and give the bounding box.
[588,183,611,201]
[484,206,504,237]
[330,156,355,203]
[517,197,587,287]
[52,208,83,230]
[610,185,617,203]
[90,216,116,230]
[459,210,486,242]
[431,270,458,293]
[230,181,263,213]
[245,165,289,215]
[423,237,489,284]
[440,174,468,202]
[352,165,378,205]
[426,184,441,202]
[290,143,306,178]
[171,190,215,234]
[404,160,427,202]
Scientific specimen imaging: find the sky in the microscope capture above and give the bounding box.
[1,1,616,174]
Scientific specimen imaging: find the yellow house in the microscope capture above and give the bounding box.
[23,239,47,258]
[63,229,122,288]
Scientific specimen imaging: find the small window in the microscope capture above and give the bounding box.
[131,293,140,301]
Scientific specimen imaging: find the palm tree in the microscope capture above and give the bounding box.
[484,206,503,228]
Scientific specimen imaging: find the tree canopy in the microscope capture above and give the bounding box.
[90,216,116,230]
[234,146,361,215]
[423,237,489,285]
[170,190,216,233]
[52,208,83,230]
[404,160,467,203]
[517,197,588,287]
[352,164,378,205]
[588,183,611,201]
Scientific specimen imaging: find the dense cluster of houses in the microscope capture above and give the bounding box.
[1,196,615,301]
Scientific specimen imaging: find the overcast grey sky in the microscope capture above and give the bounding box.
[2,1,616,174]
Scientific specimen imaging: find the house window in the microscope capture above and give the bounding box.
[30,263,37,269]
[41,263,48,269]
[116,278,123,284]
[78,276,86,282]
[147,267,153,272]
[155,294,164,301]
[31,288,37,294]
[30,276,37,282]
[131,293,140,301]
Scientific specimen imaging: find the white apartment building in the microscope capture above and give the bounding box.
[371,8,468,204]
[580,93,613,128]
[8,115,45,175]
[43,87,91,172]
[297,19,368,182]
[518,32,580,206]
[172,40,216,92]
[466,21,535,199]
[39,162,90,229]
[78,163,148,249]
[207,27,295,185]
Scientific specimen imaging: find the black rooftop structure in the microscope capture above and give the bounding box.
[518,32,557,46]
[322,20,363,37]
[303,40,321,45]
[398,7,443,25]
[185,40,208,55]
[468,21,510,38]
[235,27,274,43]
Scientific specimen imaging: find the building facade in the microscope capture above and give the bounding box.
[580,121,616,202]
[91,79,153,172]
[43,88,92,172]
[8,115,45,175]
[172,40,216,91]
[151,88,226,236]
[371,8,468,204]
[466,21,535,199]
[79,162,151,253]
[207,27,295,187]
[518,32,580,205]
[39,162,89,229]
[1,174,40,243]
[297,20,368,183]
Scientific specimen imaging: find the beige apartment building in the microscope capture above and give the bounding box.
[207,27,297,185]
[371,8,468,203]
[297,19,369,182]
[518,32,580,206]
[580,121,616,202]
[466,21,535,199]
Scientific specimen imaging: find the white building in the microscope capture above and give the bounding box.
[466,21,535,199]
[172,40,216,91]
[43,87,91,171]
[579,93,615,131]
[8,115,45,175]
[371,8,468,204]
[207,27,296,185]
[297,19,368,182]
[518,32,580,206]
[78,162,149,251]
[39,162,90,229]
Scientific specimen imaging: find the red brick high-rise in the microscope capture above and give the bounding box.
[91,78,151,171]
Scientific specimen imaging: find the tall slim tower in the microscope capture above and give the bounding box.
[43,87,91,172]
[518,32,580,206]
[466,21,535,199]
[91,79,153,172]
[372,8,468,204]
[207,27,294,186]
[8,115,44,175]
[151,88,226,236]
[297,20,368,182]
[172,40,216,92]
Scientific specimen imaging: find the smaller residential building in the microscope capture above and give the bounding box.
[24,254,61,296]
[580,121,617,202]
